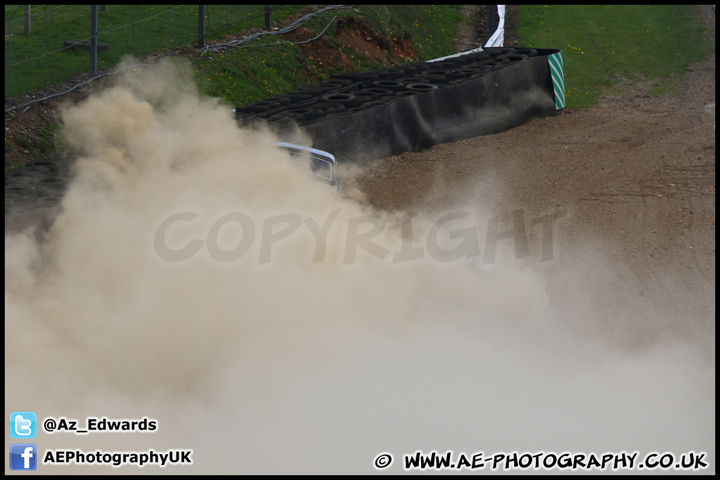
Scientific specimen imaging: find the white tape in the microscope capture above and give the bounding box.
[428,4,507,63]
[485,5,506,48]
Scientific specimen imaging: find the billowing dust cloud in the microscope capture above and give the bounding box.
[5,59,714,474]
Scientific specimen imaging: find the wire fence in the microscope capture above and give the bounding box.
[5,5,297,110]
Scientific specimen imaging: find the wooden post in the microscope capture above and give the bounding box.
[23,5,31,34]
[198,5,205,48]
[90,5,98,77]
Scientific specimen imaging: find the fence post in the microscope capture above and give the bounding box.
[90,5,98,77]
[7,16,12,107]
[23,5,31,34]
[265,5,271,31]
[198,5,205,48]
[45,9,50,93]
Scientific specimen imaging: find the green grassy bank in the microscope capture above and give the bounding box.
[518,5,714,109]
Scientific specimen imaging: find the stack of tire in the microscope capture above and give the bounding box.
[235,47,538,129]
[5,47,544,233]
[5,157,71,234]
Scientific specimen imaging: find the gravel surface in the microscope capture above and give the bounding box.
[349,6,715,355]
[6,6,715,355]
[4,7,714,473]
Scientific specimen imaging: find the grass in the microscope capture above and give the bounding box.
[5,5,302,100]
[4,157,22,173]
[14,136,35,155]
[36,123,58,155]
[4,123,58,171]
[192,43,316,107]
[9,5,713,172]
[6,5,466,106]
[518,5,714,109]
[190,5,466,107]
[4,5,467,172]
[359,5,465,61]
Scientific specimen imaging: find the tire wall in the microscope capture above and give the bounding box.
[301,48,560,162]
[5,157,70,236]
[6,47,563,234]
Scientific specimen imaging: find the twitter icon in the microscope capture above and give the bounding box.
[10,412,36,439]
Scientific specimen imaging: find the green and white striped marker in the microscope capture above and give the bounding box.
[548,52,565,110]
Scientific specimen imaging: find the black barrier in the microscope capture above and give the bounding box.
[294,47,561,162]
[6,47,564,233]
[5,156,71,235]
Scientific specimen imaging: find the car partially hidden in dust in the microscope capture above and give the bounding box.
[275,141,341,192]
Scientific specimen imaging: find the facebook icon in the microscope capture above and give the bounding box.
[10,444,37,470]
